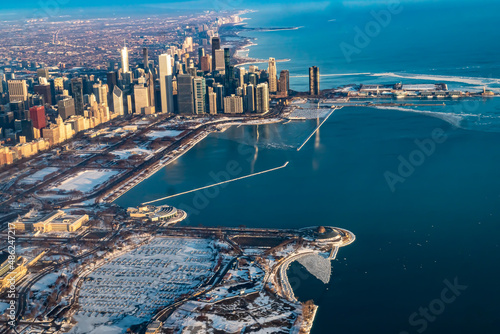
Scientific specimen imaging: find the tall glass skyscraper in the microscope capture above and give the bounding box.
[158,54,174,113]
[121,43,129,74]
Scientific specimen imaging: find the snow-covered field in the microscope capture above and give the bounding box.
[51,170,119,193]
[145,129,183,139]
[31,272,61,292]
[70,237,216,334]
[19,167,59,185]
[288,107,330,119]
[111,148,152,160]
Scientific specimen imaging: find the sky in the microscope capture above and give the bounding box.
[0,0,494,21]
[0,0,490,11]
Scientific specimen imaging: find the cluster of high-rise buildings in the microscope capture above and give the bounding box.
[0,28,323,167]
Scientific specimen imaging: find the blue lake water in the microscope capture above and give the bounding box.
[116,1,500,333]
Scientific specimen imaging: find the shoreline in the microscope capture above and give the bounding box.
[102,117,284,205]
[223,12,299,67]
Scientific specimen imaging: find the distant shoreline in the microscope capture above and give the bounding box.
[222,12,300,67]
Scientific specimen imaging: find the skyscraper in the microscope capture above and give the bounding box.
[158,54,174,113]
[134,85,149,114]
[246,84,255,113]
[70,78,84,116]
[211,36,221,71]
[256,83,270,114]
[278,70,290,97]
[107,71,118,94]
[214,49,225,72]
[268,58,277,93]
[29,106,46,129]
[213,83,225,113]
[121,43,129,74]
[112,86,124,115]
[224,95,244,114]
[93,82,108,107]
[208,90,217,115]
[34,84,52,105]
[309,66,320,96]
[201,55,212,73]
[193,77,206,114]
[145,70,155,108]
[198,47,205,70]
[58,98,75,120]
[7,80,28,103]
[143,47,149,70]
[224,48,231,72]
[177,74,194,114]
[37,68,49,79]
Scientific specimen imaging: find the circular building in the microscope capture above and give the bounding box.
[301,226,341,241]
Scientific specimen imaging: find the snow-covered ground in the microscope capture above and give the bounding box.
[70,237,216,334]
[51,170,119,193]
[164,291,301,333]
[145,129,183,140]
[111,148,152,160]
[288,107,330,119]
[19,167,59,185]
[31,273,61,292]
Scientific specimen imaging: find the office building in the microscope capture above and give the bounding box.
[58,98,75,120]
[112,86,124,115]
[121,43,129,73]
[107,71,118,93]
[214,49,225,72]
[29,106,46,130]
[93,82,108,107]
[8,80,28,103]
[177,74,194,114]
[309,66,320,96]
[211,36,221,71]
[70,77,84,115]
[214,83,225,113]
[145,70,155,108]
[198,47,205,70]
[143,47,149,70]
[158,54,174,113]
[37,68,49,79]
[201,55,212,72]
[134,85,149,114]
[268,58,277,93]
[34,84,52,105]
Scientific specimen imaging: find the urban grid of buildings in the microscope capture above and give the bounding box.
[0,12,322,167]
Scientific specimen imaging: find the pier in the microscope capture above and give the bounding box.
[297,107,341,151]
[142,161,289,205]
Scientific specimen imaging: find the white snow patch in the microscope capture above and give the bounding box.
[51,170,119,192]
[20,167,59,184]
[146,129,183,139]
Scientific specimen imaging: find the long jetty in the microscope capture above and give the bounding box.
[142,161,289,205]
[296,106,340,151]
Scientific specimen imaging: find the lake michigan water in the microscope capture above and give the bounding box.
[116,1,500,333]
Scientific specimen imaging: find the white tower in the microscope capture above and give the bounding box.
[121,41,129,74]
[158,54,174,113]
